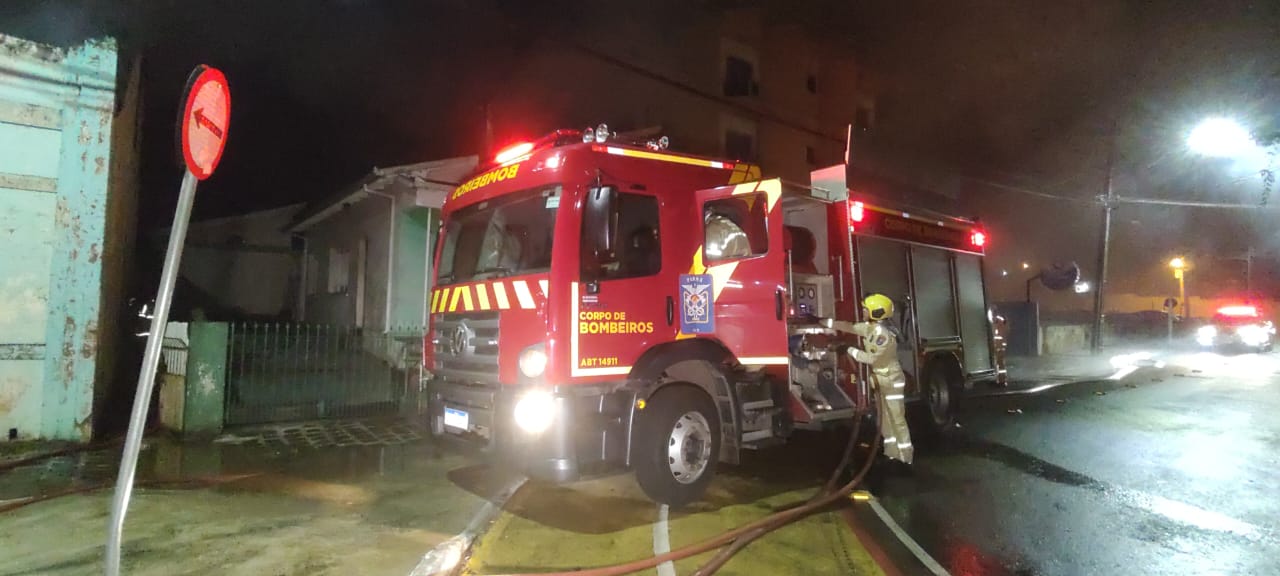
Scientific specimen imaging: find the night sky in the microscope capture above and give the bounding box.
[2,0,1278,301]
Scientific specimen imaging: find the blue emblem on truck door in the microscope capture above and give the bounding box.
[679,274,715,334]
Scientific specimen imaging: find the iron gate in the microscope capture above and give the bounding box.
[224,323,423,426]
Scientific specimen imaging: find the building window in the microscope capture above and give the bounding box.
[723,56,758,97]
[581,191,661,280]
[327,248,350,293]
[724,130,755,161]
[704,194,769,262]
[855,106,873,132]
[806,74,818,94]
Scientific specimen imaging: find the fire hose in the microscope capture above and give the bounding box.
[494,408,881,576]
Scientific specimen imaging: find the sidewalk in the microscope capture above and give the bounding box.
[0,419,490,576]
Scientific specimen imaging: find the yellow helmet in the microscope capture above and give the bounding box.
[862,294,894,321]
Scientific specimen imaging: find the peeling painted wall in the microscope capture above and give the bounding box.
[0,34,131,441]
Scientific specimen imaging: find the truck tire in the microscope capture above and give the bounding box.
[634,385,720,507]
[913,357,962,440]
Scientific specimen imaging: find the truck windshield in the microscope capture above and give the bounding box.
[436,185,560,285]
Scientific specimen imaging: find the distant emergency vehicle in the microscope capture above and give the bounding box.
[1197,304,1275,352]
[424,126,1005,505]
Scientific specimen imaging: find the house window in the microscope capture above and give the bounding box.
[704,194,769,262]
[724,130,755,161]
[327,248,350,293]
[723,56,758,97]
[806,74,817,94]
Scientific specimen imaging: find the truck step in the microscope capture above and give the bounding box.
[741,429,773,444]
[741,399,774,411]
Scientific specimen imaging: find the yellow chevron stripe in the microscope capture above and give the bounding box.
[437,288,451,313]
[459,285,474,311]
[448,286,463,312]
[539,279,549,297]
[430,289,441,314]
[475,283,491,310]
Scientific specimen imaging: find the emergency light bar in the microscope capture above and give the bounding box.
[494,142,534,164]
[1218,305,1259,317]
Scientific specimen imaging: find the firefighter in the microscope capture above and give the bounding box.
[828,294,913,465]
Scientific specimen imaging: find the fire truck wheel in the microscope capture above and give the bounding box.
[914,358,961,439]
[634,385,720,507]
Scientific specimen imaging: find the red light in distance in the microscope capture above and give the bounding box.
[495,142,534,164]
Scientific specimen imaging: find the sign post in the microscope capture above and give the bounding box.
[105,65,229,576]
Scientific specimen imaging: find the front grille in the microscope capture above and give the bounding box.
[433,312,501,385]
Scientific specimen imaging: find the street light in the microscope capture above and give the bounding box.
[1169,257,1188,319]
[1187,118,1256,158]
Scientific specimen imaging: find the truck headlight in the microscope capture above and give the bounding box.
[1237,325,1268,347]
[519,346,548,378]
[1196,325,1217,346]
[513,389,556,434]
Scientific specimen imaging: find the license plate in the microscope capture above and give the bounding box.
[443,407,469,431]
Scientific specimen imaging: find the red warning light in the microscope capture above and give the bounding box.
[495,142,534,165]
[1217,305,1259,317]
[849,201,865,222]
[971,231,987,247]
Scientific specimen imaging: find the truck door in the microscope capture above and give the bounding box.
[689,179,788,366]
[855,236,917,381]
[575,186,668,378]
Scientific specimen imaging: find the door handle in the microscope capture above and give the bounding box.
[666,296,675,326]
[775,289,784,321]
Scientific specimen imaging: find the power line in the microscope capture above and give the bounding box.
[1114,196,1276,209]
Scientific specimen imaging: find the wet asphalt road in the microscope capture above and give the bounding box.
[876,349,1280,576]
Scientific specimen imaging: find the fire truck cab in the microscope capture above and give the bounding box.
[426,127,1003,505]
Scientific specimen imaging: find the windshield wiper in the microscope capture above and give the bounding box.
[474,265,512,277]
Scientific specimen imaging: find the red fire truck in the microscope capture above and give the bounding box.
[425,126,1005,505]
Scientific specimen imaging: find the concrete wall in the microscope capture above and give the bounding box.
[0,35,132,441]
[1041,324,1091,355]
[304,196,391,328]
[171,204,303,318]
[303,195,436,331]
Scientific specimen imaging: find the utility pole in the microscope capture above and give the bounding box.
[1091,129,1117,354]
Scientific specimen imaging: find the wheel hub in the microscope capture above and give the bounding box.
[667,411,712,484]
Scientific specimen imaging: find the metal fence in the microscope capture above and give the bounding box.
[224,323,424,426]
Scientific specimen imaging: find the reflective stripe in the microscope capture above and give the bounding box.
[538,279,549,297]
[892,382,906,389]
[739,356,790,365]
[448,287,463,312]
[884,394,905,401]
[492,282,510,309]
[436,288,451,313]
[458,285,474,311]
[475,283,491,310]
[430,290,441,313]
[596,145,734,170]
[883,437,897,444]
[513,280,536,309]
[897,442,913,449]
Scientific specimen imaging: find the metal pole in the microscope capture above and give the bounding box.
[1091,134,1117,354]
[106,170,199,576]
[1179,273,1187,320]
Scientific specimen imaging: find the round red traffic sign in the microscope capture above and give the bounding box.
[180,66,230,180]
